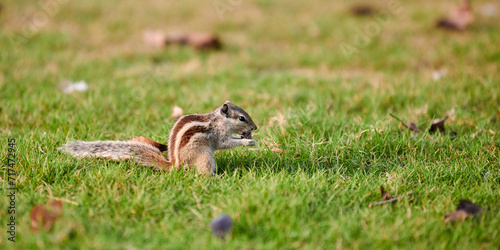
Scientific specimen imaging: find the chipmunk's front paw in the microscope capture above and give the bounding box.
[244,139,257,146]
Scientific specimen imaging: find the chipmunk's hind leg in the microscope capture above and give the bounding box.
[191,152,216,175]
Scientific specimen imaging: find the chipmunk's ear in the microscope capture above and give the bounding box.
[221,103,229,117]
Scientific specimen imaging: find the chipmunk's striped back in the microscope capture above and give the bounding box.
[168,113,214,165]
[59,101,257,175]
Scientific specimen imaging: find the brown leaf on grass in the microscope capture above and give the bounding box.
[380,185,392,200]
[429,116,449,133]
[182,33,221,51]
[30,201,64,232]
[436,0,474,31]
[456,200,482,215]
[444,210,470,222]
[444,200,482,222]
[127,136,168,152]
[350,4,377,16]
[143,30,221,51]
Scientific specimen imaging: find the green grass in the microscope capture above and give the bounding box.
[1,0,500,249]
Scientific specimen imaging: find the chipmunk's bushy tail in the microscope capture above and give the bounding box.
[58,141,171,171]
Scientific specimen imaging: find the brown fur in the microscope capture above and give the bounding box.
[127,136,168,152]
[59,101,257,175]
[168,114,210,163]
[58,141,172,171]
[178,125,210,151]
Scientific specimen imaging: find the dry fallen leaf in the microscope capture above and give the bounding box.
[444,199,482,223]
[429,116,449,133]
[456,199,483,215]
[350,4,377,16]
[183,33,221,51]
[30,200,64,232]
[143,30,221,51]
[380,185,392,200]
[127,136,168,152]
[444,210,470,222]
[437,0,474,31]
[171,106,184,120]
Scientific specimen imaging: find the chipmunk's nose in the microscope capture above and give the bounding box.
[252,124,258,130]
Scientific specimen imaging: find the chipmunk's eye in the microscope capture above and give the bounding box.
[239,116,246,122]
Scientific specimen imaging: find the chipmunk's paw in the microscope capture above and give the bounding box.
[244,139,257,146]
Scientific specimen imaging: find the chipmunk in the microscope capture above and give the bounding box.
[59,101,258,175]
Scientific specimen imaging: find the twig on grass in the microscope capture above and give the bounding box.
[369,190,413,208]
[389,113,406,124]
[389,113,421,132]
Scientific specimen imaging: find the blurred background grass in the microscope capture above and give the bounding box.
[0,0,499,248]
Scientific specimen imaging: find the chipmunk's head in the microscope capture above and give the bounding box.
[219,101,257,138]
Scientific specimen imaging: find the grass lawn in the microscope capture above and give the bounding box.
[1,0,499,248]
